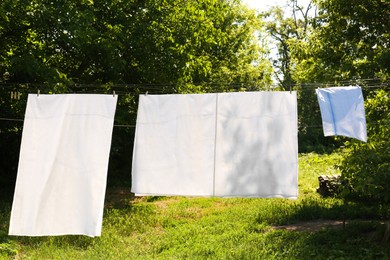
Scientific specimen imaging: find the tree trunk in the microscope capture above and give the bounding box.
[382,220,390,244]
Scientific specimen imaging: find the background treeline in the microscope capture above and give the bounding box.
[0,0,389,204]
[1,0,272,190]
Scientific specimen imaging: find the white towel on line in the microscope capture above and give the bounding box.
[131,92,298,198]
[9,94,117,237]
[316,86,367,142]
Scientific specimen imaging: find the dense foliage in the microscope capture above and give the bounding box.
[313,0,390,81]
[0,0,272,187]
[309,0,390,211]
[0,0,271,87]
[339,89,390,205]
[273,0,390,83]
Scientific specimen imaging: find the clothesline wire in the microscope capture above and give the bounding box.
[0,117,136,128]
[0,118,24,122]
[0,117,388,130]
[1,84,388,97]
[0,78,388,91]
[1,80,388,129]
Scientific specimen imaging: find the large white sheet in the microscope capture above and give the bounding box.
[316,86,367,142]
[132,92,298,198]
[9,94,117,237]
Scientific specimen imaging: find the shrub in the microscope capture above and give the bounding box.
[339,89,390,215]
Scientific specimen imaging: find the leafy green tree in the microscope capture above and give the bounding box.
[310,0,390,206]
[263,0,315,88]
[262,0,329,151]
[0,0,273,188]
[0,0,272,89]
[339,89,390,203]
[265,0,389,151]
[296,0,390,82]
[297,1,390,239]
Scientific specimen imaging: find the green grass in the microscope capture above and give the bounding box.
[1,152,390,259]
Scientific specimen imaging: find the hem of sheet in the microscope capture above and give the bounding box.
[8,232,99,238]
[135,193,298,199]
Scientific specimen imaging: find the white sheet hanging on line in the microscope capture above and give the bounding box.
[316,86,367,142]
[132,94,216,196]
[9,94,117,237]
[131,92,298,198]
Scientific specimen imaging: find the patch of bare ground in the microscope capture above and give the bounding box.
[104,187,134,208]
[273,220,347,232]
[153,197,181,210]
[273,220,386,232]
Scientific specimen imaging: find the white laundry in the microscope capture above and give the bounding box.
[132,94,216,196]
[316,86,367,142]
[9,94,117,237]
[214,92,298,198]
[131,92,298,198]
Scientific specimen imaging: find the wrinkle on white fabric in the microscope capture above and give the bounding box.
[316,86,367,142]
[9,94,117,237]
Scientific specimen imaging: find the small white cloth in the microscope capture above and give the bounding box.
[316,86,367,142]
[9,94,117,237]
[132,92,298,198]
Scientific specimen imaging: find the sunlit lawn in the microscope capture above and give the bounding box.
[1,152,390,259]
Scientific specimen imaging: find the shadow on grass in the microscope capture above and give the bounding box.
[0,186,156,258]
[255,197,380,227]
[0,200,96,254]
[251,196,390,258]
[257,221,390,259]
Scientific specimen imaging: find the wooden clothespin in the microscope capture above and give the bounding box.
[10,91,19,100]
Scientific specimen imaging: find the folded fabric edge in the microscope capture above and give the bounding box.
[135,193,298,199]
[8,232,99,237]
